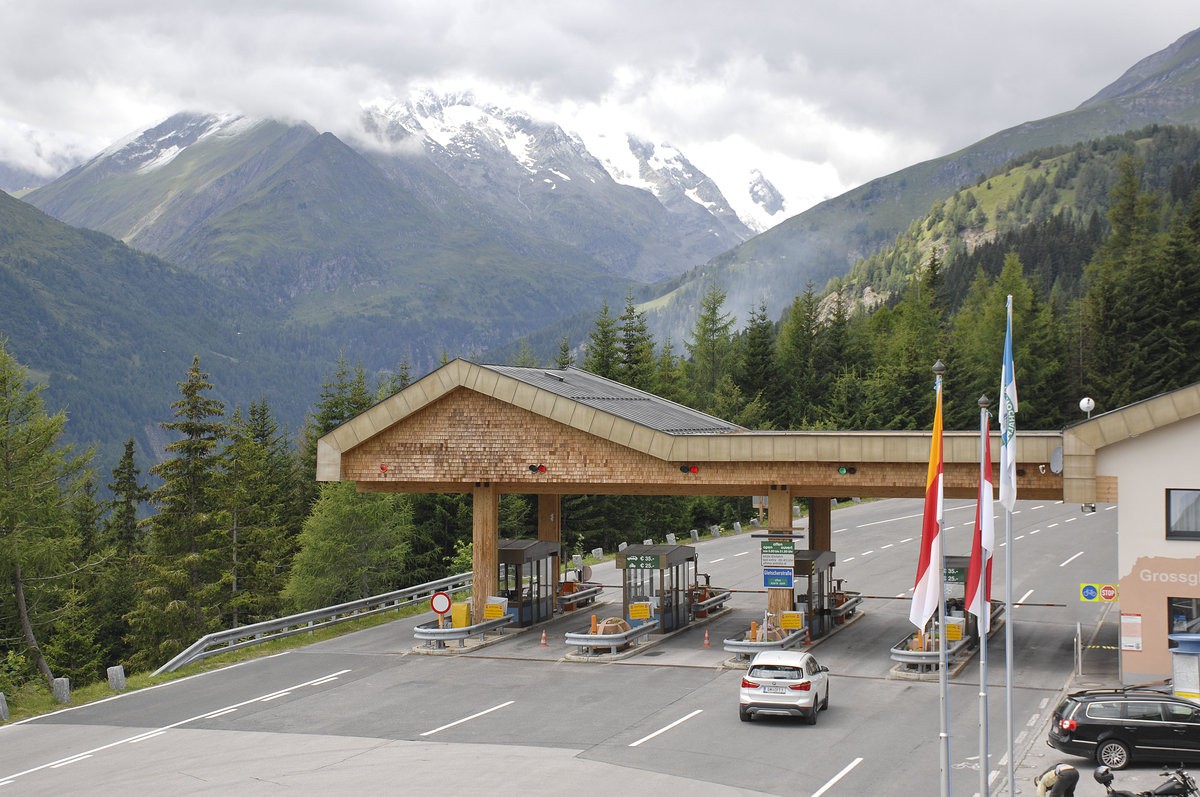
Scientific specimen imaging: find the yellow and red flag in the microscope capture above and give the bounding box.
[909,377,944,629]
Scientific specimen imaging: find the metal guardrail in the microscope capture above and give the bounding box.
[414,614,514,649]
[692,588,733,618]
[565,618,661,655]
[556,582,604,610]
[722,627,809,657]
[889,603,1005,669]
[832,593,863,621]
[154,571,474,674]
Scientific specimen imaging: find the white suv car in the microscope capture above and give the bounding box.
[738,650,830,724]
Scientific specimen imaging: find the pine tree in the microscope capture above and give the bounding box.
[685,284,736,411]
[298,352,375,505]
[583,300,620,379]
[128,356,228,668]
[774,285,820,426]
[0,337,92,686]
[617,291,656,390]
[554,336,574,369]
[736,301,775,409]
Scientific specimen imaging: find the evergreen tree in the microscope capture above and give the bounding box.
[404,493,471,585]
[42,582,102,687]
[283,482,410,609]
[736,301,776,410]
[554,336,574,369]
[298,352,375,505]
[617,291,656,390]
[510,338,540,367]
[774,285,820,426]
[128,356,228,668]
[377,356,412,399]
[0,337,93,686]
[652,338,687,405]
[105,438,149,555]
[685,284,736,411]
[583,300,620,379]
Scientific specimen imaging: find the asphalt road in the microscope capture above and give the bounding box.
[0,498,1126,796]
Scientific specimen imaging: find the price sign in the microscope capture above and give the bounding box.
[761,539,795,567]
[624,553,661,570]
[430,591,452,614]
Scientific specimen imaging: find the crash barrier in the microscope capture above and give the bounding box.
[692,587,733,618]
[889,603,1004,671]
[832,592,863,622]
[565,618,661,656]
[154,571,474,674]
[414,614,515,649]
[556,582,604,610]
[0,691,8,721]
[722,627,809,657]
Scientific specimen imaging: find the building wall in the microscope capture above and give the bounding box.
[1103,413,1200,682]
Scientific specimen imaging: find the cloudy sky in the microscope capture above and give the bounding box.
[1,1,1197,214]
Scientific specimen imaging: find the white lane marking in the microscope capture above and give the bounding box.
[628,709,703,747]
[881,544,893,549]
[50,755,92,769]
[1031,505,1045,510]
[1018,589,1034,605]
[421,701,515,737]
[259,691,291,702]
[1015,535,1024,540]
[0,650,296,731]
[734,551,750,557]
[710,558,725,564]
[811,757,864,797]
[309,675,340,686]
[900,537,913,544]
[1059,551,1084,567]
[1030,529,1040,535]
[844,557,856,562]
[203,707,238,719]
[1039,697,1050,709]
[861,550,874,556]
[128,730,166,744]
[1065,517,1077,523]
[989,770,1000,784]
[0,668,352,786]
[895,592,907,598]
[1013,510,1021,515]
[1048,523,1059,528]
[1106,505,1116,511]
[1026,712,1040,727]
[833,528,847,534]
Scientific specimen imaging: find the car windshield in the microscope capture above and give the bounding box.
[750,665,803,680]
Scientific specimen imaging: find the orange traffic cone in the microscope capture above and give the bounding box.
[540,629,548,647]
[703,629,711,647]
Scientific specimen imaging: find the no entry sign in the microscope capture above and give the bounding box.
[430,591,452,614]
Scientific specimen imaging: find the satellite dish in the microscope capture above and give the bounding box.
[1050,446,1063,474]
[580,565,593,582]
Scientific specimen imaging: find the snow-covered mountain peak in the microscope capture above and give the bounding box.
[94,112,256,175]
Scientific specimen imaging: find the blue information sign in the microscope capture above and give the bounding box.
[763,567,794,589]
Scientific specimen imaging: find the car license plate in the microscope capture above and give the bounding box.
[763,686,787,694]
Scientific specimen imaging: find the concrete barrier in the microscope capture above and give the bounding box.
[643,539,652,546]
[733,522,742,533]
[107,665,126,691]
[665,533,676,545]
[53,677,69,704]
[618,542,627,551]
[573,554,583,568]
[0,691,8,721]
[710,525,720,536]
[690,529,699,541]
[591,547,603,560]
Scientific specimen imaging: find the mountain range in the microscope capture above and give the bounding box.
[5,28,1200,464]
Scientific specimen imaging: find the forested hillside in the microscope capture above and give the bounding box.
[4,125,1200,710]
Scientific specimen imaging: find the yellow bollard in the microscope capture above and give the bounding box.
[591,614,598,634]
[750,620,758,641]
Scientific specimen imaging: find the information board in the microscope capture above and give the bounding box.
[624,553,661,570]
[629,601,652,620]
[761,539,795,567]
[763,567,794,589]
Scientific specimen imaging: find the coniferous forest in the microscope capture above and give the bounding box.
[4,129,1200,703]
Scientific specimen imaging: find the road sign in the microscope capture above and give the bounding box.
[430,591,452,614]
[764,567,794,589]
[761,539,795,567]
[624,553,661,570]
[1081,583,1118,602]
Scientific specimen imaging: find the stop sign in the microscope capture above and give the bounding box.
[1100,584,1118,601]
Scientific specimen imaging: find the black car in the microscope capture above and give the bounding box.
[1047,687,1200,769]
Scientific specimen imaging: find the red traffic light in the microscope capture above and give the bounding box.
[679,464,699,474]
[528,464,547,473]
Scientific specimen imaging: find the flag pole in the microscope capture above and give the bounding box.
[933,360,951,797]
[999,295,1019,797]
[977,395,991,797]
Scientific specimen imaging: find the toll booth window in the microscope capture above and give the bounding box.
[1166,489,1200,540]
[1168,597,1200,646]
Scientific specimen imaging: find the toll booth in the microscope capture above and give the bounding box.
[942,554,974,641]
[792,550,837,639]
[497,538,560,627]
[616,544,698,633]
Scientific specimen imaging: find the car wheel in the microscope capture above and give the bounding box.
[1096,739,1130,770]
[821,687,829,711]
[739,707,751,722]
[806,707,818,726]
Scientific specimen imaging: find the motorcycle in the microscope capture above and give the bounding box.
[1094,765,1199,797]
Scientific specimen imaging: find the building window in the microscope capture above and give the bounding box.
[1166,489,1200,540]
[1168,597,1200,647]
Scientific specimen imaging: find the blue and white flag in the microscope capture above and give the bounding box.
[999,295,1018,512]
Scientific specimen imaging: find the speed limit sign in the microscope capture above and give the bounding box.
[430,591,452,614]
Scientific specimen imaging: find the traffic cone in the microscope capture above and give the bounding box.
[540,629,548,647]
[703,629,711,647]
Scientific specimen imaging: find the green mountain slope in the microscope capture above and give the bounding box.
[642,27,1200,340]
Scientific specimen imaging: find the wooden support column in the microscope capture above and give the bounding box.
[767,485,793,619]
[809,497,831,551]
[538,494,562,581]
[471,482,498,623]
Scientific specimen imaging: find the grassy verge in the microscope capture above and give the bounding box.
[2,593,467,725]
